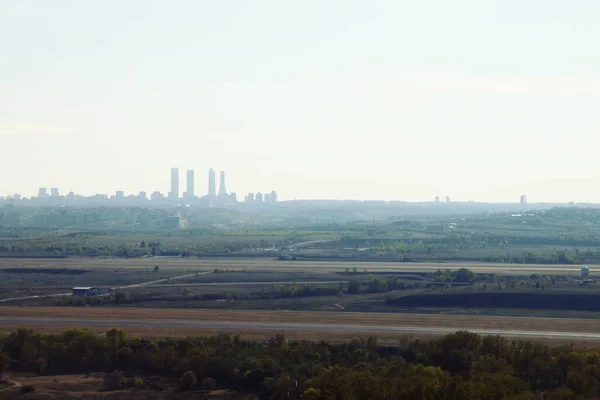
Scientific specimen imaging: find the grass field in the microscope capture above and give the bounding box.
[4,307,600,345]
[4,306,600,333]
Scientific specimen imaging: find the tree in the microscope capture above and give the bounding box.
[179,370,197,391]
[140,241,146,248]
[454,268,475,283]
[153,265,160,273]
[347,280,361,294]
[106,328,126,358]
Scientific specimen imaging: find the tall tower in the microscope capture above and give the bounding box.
[520,194,527,205]
[170,168,179,199]
[219,170,227,196]
[186,169,195,198]
[208,168,216,197]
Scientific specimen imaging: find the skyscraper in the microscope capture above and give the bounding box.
[38,188,48,198]
[219,171,227,196]
[51,188,59,197]
[186,169,195,198]
[208,168,216,197]
[520,194,527,205]
[170,168,179,199]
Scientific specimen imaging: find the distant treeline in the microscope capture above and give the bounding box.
[387,292,600,311]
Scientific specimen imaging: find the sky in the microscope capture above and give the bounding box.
[1,0,599,202]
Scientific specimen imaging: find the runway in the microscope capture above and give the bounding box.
[1,257,595,275]
[2,316,600,341]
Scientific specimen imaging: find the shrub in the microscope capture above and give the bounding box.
[103,370,124,390]
[179,371,197,391]
[20,385,35,393]
[202,377,216,390]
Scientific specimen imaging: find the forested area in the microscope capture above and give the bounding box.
[2,328,600,399]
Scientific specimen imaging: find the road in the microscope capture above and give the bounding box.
[0,270,213,303]
[1,316,599,341]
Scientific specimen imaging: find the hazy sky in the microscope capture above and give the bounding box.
[1,1,599,202]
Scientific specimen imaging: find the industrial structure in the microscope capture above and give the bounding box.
[72,287,111,296]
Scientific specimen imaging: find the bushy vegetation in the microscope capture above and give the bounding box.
[3,328,600,398]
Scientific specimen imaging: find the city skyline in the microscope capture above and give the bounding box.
[0,167,539,204]
[2,2,600,203]
[1,167,280,205]
[0,165,536,204]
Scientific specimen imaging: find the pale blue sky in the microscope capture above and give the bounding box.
[1,1,599,202]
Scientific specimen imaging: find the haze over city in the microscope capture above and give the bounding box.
[2,1,600,202]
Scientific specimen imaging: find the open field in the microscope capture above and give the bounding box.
[2,256,599,315]
[0,256,595,274]
[3,306,600,331]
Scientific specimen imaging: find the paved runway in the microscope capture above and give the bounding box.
[2,316,600,341]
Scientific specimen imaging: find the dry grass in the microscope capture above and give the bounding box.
[2,306,600,333]
[0,323,595,347]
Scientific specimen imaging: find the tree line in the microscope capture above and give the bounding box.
[2,328,600,398]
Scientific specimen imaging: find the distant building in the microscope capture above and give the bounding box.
[38,188,48,198]
[230,192,237,202]
[445,196,450,203]
[271,191,278,202]
[162,215,181,229]
[208,168,216,197]
[520,194,527,205]
[265,193,271,202]
[51,188,59,197]
[219,170,227,196]
[13,194,21,201]
[138,191,147,200]
[256,192,263,202]
[169,167,179,199]
[115,190,125,198]
[245,193,255,202]
[151,191,165,201]
[72,287,96,296]
[435,196,440,203]
[186,169,195,198]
